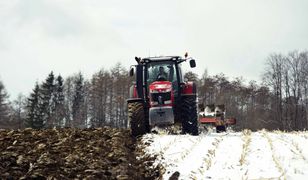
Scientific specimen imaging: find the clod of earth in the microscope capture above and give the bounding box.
[0,127,161,179]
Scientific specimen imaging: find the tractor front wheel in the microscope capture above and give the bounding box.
[128,101,148,137]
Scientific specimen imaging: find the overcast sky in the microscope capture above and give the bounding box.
[1,0,308,100]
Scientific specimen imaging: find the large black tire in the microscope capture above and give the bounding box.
[128,101,148,137]
[181,96,199,135]
[216,125,226,133]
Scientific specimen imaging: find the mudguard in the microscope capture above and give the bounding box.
[181,81,196,95]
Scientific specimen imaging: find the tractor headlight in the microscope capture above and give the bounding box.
[150,89,171,93]
[150,89,159,93]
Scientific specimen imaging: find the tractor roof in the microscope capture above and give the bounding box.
[138,56,185,64]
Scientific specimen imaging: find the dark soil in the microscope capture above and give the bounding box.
[0,127,161,180]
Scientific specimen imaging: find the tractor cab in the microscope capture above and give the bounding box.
[146,59,182,98]
[129,56,193,99]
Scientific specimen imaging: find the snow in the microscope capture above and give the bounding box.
[244,132,281,179]
[142,130,308,180]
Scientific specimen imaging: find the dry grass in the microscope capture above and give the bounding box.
[262,130,286,179]
[197,137,223,176]
[239,129,252,165]
[290,140,306,161]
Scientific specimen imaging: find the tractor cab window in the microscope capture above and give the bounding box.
[146,61,179,95]
[147,62,176,84]
[177,63,184,83]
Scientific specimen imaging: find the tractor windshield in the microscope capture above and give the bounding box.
[146,61,179,94]
[147,61,176,83]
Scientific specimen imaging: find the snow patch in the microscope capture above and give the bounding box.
[142,130,308,180]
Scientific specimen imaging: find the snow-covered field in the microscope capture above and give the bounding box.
[142,130,308,180]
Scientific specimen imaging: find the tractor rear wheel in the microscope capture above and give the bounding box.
[181,96,199,135]
[128,101,147,137]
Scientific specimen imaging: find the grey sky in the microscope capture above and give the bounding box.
[1,0,308,100]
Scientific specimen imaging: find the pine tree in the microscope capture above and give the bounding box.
[40,71,55,128]
[26,83,44,129]
[72,72,86,128]
[53,75,65,127]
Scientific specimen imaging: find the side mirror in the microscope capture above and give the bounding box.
[189,59,196,68]
[129,67,134,76]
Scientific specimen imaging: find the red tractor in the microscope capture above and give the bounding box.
[127,55,198,136]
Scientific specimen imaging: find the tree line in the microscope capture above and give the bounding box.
[0,63,132,129]
[185,50,308,131]
[0,50,308,131]
[263,50,308,130]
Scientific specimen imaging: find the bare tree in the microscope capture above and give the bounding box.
[263,53,284,129]
[11,93,27,129]
[0,80,10,128]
